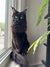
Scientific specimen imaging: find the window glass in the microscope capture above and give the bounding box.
[0,0,5,50]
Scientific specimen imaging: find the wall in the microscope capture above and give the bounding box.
[0,0,48,67]
[26,0,48,66]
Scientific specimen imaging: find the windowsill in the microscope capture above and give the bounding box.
[0,48,6,55]
[0,47,12,64]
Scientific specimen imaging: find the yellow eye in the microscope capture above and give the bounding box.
[20,17,23,19]
[15,16,18,19]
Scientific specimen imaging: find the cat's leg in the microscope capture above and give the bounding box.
[14,53,29,67]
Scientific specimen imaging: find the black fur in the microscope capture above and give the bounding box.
[10,7,30,66]
[12,32,29,56]
[11,8,27,33]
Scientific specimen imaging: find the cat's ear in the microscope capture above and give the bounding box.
[11,7,19,13]
[11,7,16,13]
[22,9,27,13]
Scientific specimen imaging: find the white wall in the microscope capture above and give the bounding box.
[26,0,48,66]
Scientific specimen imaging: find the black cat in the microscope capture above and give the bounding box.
[11,7,27,33]
[10,7,30,67]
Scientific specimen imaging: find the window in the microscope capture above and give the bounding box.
[0,0,16,64]
[0,0,17,51]
[0,0,6,50]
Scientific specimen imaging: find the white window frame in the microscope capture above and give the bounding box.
[0,0,16,64]
[4,0,15,49]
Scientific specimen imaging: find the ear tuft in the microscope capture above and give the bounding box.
[24,9,27,11]
[11,7,16,13]
[11,7,15,9]
[11,7,19,14]
[23,9,27,13]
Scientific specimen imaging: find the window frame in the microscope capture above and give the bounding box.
[0,0,16,64]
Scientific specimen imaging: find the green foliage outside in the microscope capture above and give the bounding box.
[0,23,5,31]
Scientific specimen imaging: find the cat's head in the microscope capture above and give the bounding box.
[11,7,27,33]
[11,7,27,23]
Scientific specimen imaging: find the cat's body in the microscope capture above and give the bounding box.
[10,7,29,67]
[12,32,29,56]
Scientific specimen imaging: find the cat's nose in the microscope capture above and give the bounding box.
[16,18,19,22]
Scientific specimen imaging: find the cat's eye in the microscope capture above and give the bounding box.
[15,16,18,19]
[20,17,23,19]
